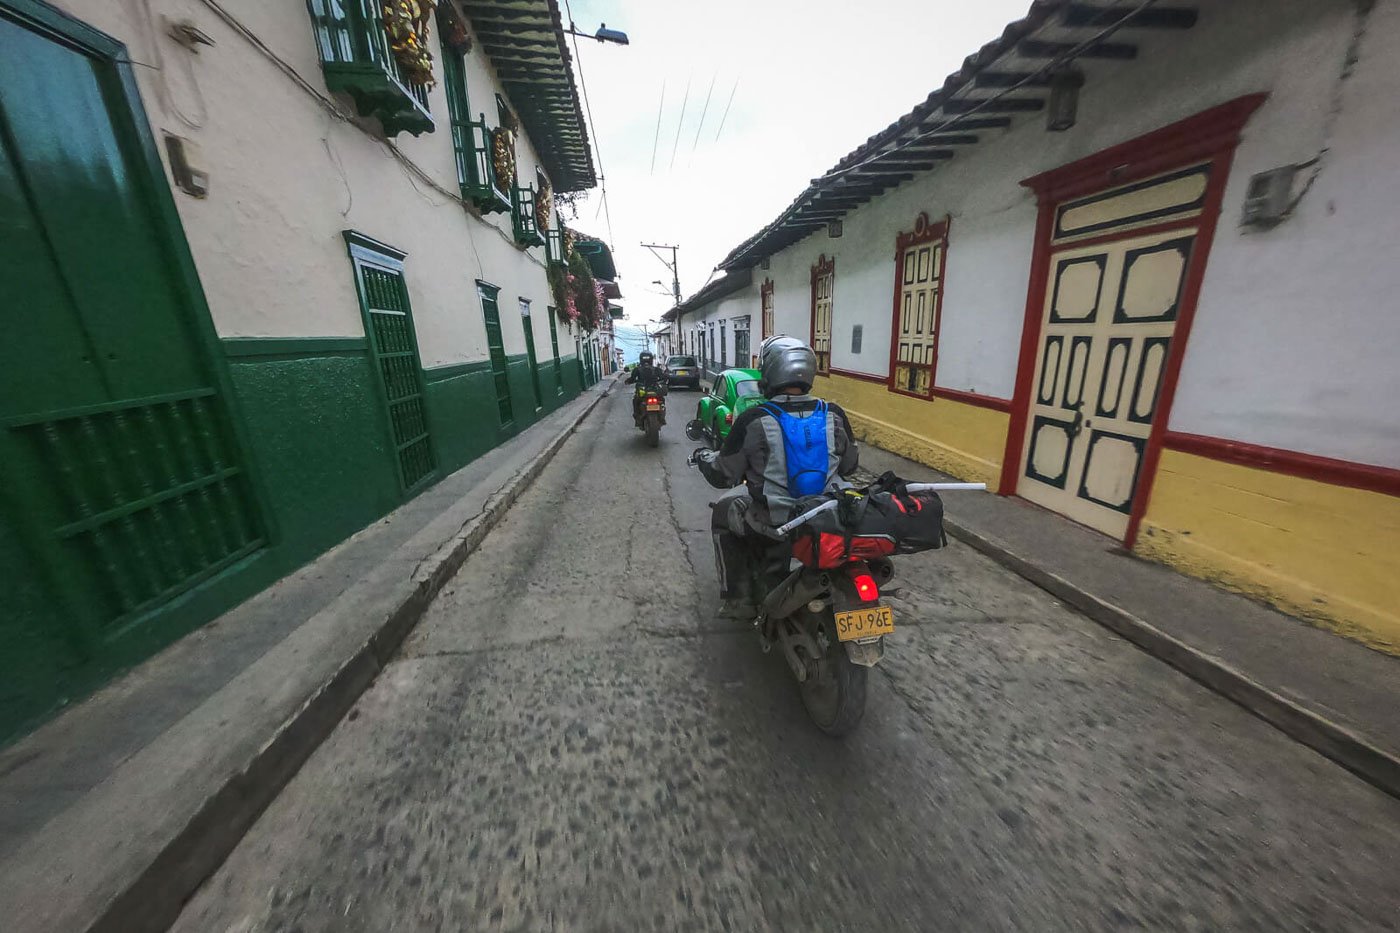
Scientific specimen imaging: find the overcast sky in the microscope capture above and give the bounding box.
[556,0,1032,329]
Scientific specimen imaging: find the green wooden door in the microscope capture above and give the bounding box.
[0,3,265,732]
[520,300,544,411]
[547,308,563,395]
[478,283,515,426]
[345,235,436,494]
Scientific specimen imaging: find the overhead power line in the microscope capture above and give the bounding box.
[690,72,717,159]
[713,77,739,142]
[670,75,691,171]
[650,78,666,173]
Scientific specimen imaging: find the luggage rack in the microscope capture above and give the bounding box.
[776,483,986,537]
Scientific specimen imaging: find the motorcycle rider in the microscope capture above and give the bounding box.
[696,336,859,619]
[625,351,666,423]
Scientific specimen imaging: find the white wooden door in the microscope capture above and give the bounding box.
[1017,164,1208,538]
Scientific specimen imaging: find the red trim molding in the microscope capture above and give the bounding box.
[931,386,1013,413]
[1022,94,1268,202]
[810,254,835,374]
[1163,432,1400,498]
[828,366,886,385]
[999,94,1269,551]
[760,277,774,341]
[887,213,951,399]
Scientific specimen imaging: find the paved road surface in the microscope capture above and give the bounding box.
[174,387,1400,932]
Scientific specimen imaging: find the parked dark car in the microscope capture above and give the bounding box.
[666,355,702,389]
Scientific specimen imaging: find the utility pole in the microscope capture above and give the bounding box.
[641,242,681,310]
[642,243,680,364]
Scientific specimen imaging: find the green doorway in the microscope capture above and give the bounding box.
[0,0,266,738]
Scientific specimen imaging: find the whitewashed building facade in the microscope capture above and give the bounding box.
[674,0,1400,652]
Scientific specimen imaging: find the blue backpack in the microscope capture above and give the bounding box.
[761,401,830,497]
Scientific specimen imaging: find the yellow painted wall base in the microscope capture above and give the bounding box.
[815,374,1009,487]
[1138,449,1400,655]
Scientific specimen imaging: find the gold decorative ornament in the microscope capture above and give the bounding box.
[535,179,553,231]
[382,0,437,88]
[491,126,516,192]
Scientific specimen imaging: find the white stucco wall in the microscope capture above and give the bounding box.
[727,0,1396,466]
[52,0,572,368]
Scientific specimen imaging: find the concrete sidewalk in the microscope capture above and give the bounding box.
[858,444,1400,800]
[0,379,615,933]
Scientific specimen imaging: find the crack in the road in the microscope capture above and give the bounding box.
[659,452,704,585]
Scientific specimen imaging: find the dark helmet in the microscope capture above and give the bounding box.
[639,351,654,365]
[759,339,817,398]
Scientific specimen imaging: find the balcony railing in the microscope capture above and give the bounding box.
[306,0,433,136]
[512,185,545,247]
[457,117,512,214]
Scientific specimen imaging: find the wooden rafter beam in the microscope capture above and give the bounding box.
[1062,4,1198,29]
[1018,39,1137,59]
[974,72,1053,89]
[941,97,1044,114]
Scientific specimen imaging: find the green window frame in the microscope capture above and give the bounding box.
[438,28,511,214]
[546,308,563,395]
[344,231,437,494]
[305,0,433,137]
[512,184,544,247]
[477,281,515,428]
[545,228,567,267]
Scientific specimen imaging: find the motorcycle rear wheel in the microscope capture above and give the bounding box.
[799,613,867,736]
[645,415,660,447]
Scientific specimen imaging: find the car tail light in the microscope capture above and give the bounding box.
[851,572,879,601]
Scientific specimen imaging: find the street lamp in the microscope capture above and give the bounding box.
[565,22,630,45]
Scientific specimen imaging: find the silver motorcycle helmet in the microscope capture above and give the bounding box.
[758,334,804,365]
[759,339,818,398]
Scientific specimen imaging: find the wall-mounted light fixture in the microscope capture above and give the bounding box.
[827,218,844,238]
[1046,68,1085,132]
[565,21,630,45]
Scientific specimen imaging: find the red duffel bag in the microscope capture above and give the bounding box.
[790,475,947,569]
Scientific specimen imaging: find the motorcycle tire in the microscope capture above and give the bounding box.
[645,416,660,448]
[799,611,867,736]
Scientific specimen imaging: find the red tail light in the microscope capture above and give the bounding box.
[725,412,734,424]
[852,572,879,601]
[646,396,659,403]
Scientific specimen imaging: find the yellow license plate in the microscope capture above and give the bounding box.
[676,370,689,375]
[645,402,662,411]
[834,605,894,642]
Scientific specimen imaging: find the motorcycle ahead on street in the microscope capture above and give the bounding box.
[689,451,983,735]
[634,382,667,447]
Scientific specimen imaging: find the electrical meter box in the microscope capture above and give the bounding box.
[1241,166,1296,227]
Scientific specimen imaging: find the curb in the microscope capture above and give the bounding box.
[88,384,613,933]
[944,518,1400,802]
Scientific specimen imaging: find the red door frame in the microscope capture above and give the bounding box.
[997,94,1268,547]
[886,212,951,399]
[810,254,835,373]
[760,277,774,342]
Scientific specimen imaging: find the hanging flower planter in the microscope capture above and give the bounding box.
[382,0,437,88]
[535,179,553,233]
[491,126,517,193]
[439,4,471,55]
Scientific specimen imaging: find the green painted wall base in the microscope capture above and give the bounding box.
[1,338,584,744]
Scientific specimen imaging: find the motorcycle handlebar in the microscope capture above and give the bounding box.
[774,482,988,537]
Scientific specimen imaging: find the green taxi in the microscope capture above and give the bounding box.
[695,368,764,444]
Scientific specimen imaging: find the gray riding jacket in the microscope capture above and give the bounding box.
[700,393,859,525]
